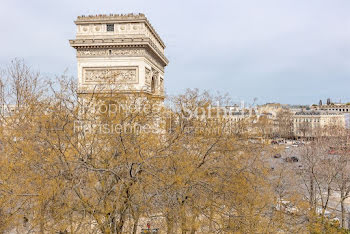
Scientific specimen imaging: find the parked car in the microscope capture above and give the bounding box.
[284,156,299,163]
[273,153,282,158]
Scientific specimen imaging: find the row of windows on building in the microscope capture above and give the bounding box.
[294,119,320,123]
[322,108,350,112]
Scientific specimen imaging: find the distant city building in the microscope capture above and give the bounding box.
[311,103,350,113]
[257,103,287,118]
[293,110,346,138]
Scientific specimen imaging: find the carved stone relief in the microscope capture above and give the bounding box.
[77,48,144,57]
[145,68,151,85]
[160,77,164,92]
[83,67,138,84]
[77,48,164,72]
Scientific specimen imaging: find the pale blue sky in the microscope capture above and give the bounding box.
[0,0,349,104]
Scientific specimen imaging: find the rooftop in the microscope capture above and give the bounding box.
[295,110,344,116]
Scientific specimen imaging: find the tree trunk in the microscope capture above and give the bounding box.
[166,213,174,234]
[132,214,139,234]
[341,198,345,228]
[309,174,315,209]
[209,205,213,233]
[116,214,126,234]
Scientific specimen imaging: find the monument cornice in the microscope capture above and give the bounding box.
[69,38,168,67]
[74,47,165,72]
[77,88,165,98]
[74,13,165,49]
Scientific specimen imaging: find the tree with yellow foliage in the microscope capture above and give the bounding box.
[2,60,344,233]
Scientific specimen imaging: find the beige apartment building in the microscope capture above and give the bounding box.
[311,103,350,113]
[257,103,288,117]
[293,111,346,138]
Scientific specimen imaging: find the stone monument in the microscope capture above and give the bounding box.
[69,13,168,99]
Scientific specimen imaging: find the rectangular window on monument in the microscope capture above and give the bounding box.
[106,24,114,31]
